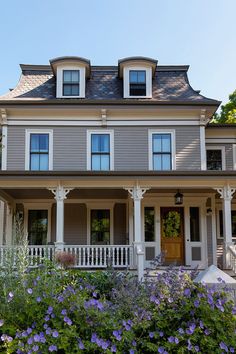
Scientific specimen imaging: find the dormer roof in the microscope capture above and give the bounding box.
[50,56,91,78]
[118,56,157,78]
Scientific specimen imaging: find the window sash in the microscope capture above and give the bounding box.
[129,70,146,96]
[63,70,80,96]
[91,209,110,245]
[207,150,222,170]
[152,134,172,170]
[30,134,49,171]
[91,134,110,170]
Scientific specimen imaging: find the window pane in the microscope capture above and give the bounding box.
[63,71,71,83]
[190,207,200,241]
[207,150,222,170]
[91,155,100,170]
[153,135,162,152]
[162,155,171,170]
[100,134,110,152]
[153,155,162,170]
[63,84,71,96]
[71,70,79,83]
[91,134,100,152]
[30,154,40,170]
[130,71,138,83]
[101,155,110,170]
[28,210,48,245]
[30,134,39,152]
[40,154,49,170]
[145,207,155,242]
[39,134,49,152]
[91,210,110,245]
[232,211,236,237]
[71,84,79,96]
[162,134,171,152]
[137,71,146,83]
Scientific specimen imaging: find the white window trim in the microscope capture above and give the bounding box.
[25,129,53,171]
[86,202,114,245]
[1,126,7,170]
[233,144,236,170]
[87,130,114,171]
[56,64,86,98]
[123,66,152,98]
[148,129,176,170]
[23,202,52,244]
[206,146,226,171]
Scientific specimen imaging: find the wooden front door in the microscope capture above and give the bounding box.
[161,207,184,265]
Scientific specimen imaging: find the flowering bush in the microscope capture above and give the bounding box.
[55,251,76,269]
[0,264,235,353]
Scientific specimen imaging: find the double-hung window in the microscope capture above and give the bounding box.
[30,134,49,170]
[87,131,114,171]
[206,147,225,170]
[25,130,53,171]
[63,70,80,96]
[152,133,172,170]
[129,70,146,96]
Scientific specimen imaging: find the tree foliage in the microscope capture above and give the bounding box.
[214,90,236,123]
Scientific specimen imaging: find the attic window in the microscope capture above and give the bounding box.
[63,70,80,96]
[129,70,146,96]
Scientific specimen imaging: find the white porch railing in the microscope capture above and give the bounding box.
[63,245,133,268]
[0,245,134,269]
[0,245,56,268]
[228,244,236,274]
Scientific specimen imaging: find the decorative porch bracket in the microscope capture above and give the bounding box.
[125,185,149,281]
[215,185,236,269]
[48,185,74,251]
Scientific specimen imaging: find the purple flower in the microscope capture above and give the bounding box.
[194,299,200,308]
[168,336,175,343]
[113,330,122,341]
[78,339,85,349]
[49,345,57,352]
[7,291,14,302]
[129,350,135,354]
[27,288,33,295]
[32,345,39,352]
[204,328,210,335]
[52,330,59,338]
[184,288,191,297]
[57,295,64,303]
[220,342,228,352]
[91,333,97,343]
[64,316,72,325]
[36,296,41,303]
[158,347,165,354]
[178,328,184,334]
[149,332,154,338]
[1,334,13,342]
[46,328,52,335]
[0,320,4,327]
[186,323,196,335]
[194,346,200,352]
[232,306,236,315]
[111,345,117,352]
[27,337,34,345]
[230,347,235,353]
[61,309,67,315]
[33,334,40,342]
[47,306,53,314]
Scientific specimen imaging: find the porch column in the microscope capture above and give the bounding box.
[126,185,149,281]
[216,185,236,269]
[0,201,4,245]
[49,185,73,251]
[5,203,13,245]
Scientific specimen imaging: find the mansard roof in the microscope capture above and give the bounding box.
[0,61,220,106]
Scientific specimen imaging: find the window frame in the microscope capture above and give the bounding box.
[123,66,152,98]
[148,129,176,170]
[87,130,114,171]
[25,129,53,171]
[56,64,86,98]
[62,69,80,96]
[206,146,225,171]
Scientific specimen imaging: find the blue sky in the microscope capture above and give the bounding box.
[0,0,235,106]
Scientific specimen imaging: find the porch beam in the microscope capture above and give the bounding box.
[49,185,73,250]
[215,185,236,269]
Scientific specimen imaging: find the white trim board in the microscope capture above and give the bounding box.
[8,120,200,126]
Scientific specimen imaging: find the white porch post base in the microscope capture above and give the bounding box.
[125,185,149,281]
[49,185,73,251]
[216,186,236,269]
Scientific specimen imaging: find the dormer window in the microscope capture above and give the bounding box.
[129,70,146,96]
[118,57,157,99]
[50,56,90,98]
[63,70,80,96]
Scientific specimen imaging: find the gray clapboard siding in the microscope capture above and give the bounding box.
[113,203,127,244]
[7,125,201,171]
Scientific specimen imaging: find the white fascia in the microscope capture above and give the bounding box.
[148,129,176,170]
[56,64,86,98]
[25,129,53,171]
[206,145,226,170]
[123,65,152,98]
[87,129,114,171]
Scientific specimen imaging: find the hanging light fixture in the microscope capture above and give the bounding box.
[175,190,183,205]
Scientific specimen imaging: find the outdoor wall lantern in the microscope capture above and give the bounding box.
[175,191,183,205]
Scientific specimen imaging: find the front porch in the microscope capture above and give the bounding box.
[0,172,236,280]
